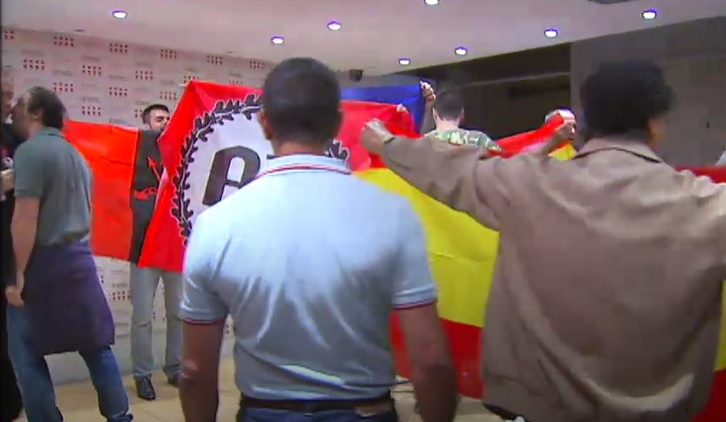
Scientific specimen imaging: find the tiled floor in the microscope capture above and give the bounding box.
[17,358,501,421]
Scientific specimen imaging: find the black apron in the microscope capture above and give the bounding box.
[22,240,115,355]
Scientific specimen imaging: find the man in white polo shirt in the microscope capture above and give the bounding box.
[178,57,457,422]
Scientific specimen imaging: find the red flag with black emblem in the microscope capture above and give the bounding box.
[137,81,415,271]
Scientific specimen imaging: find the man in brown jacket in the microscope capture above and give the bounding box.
[361,60,726,422]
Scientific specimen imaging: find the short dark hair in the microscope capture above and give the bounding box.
[580,60,673,139]
[261,57,341,144]
[141,103,170,124]
[26,86,66,130]
[432,90,464,121]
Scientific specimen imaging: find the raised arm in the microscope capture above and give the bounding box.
[419,81,436,133]
[361,120,510,230]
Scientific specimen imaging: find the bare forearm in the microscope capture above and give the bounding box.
[179,374,219,422]
[11,215,37,283]
[534,134,566,157]
[420,103,435,133]
[535,123,575,157]
[409,363,458,422]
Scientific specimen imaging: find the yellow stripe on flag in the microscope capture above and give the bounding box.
[358,169,496,328]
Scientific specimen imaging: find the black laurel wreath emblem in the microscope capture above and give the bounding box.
[171,94,352,245]
[171,94,262,244]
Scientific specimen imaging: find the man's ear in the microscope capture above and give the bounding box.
[257,109,273,141]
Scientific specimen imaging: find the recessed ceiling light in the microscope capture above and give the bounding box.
[544,28,559,38]
[271,36,284,45]
[641,9,657,20]
[454,46,468,56]
[398,58,411,66]
[112,10,127,19]
[424,0,440,5]
[327,21,342,31]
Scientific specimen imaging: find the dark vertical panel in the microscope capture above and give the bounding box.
[570,17,726,166]
[129,130,162,264]
[398,44,572,138]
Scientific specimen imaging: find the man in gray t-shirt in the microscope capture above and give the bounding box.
[6,86,132,422]
[14,126,92,245]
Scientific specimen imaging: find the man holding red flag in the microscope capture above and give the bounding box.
[178,57,457,422]
[361,60,726,422]
[129,103,183,401]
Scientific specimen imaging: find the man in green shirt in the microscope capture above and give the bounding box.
[426,89,502,153]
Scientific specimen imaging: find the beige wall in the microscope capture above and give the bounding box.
[1,27,275,127]
[1,27,421,129]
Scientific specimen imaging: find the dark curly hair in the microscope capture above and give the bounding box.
[580,60,673,140]
[26,86,67,130]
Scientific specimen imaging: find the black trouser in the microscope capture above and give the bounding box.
[1,292,23,422]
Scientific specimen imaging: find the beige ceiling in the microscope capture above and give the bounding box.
[2,0,725,75]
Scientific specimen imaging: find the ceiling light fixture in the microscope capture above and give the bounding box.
[424,0,440,5]
[454,46,468,56]
[641,9,657,20]
[544,28,559,38]
[327,21,342,31]
[398,58,411,66]
[271,36,284,45]
[112,10,128,19]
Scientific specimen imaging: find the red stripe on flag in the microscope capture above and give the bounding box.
[391,317,726,421]
[64,121,138,260]
[391,316,483,398]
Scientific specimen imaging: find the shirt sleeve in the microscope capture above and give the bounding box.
[13,140,49,199]
[392,201,438,309]
[473,131,502,151]
[180,212,229,323]
[380,135,514,230]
